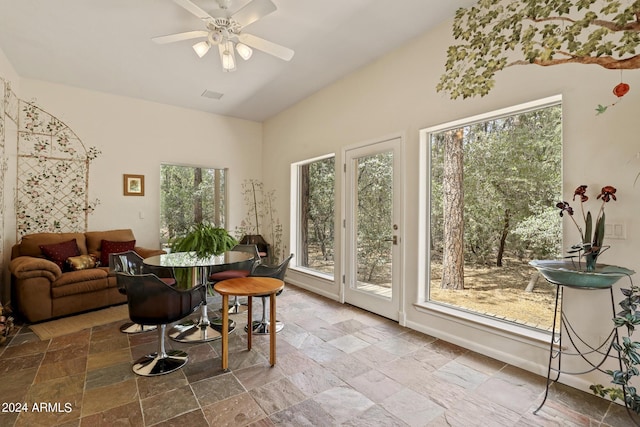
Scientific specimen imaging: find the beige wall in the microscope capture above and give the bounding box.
[0,47,19,304]
[263,19,640,392]
[15,79,263,249]
[0,53,263,303]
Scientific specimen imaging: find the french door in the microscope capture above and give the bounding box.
[344,137,402,320]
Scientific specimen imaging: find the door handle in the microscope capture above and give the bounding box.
[384,236,398,245]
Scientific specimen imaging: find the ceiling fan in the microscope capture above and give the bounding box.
[152,0,294,72]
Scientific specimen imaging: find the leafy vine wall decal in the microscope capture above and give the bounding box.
[0,78,6,277]
[1,75,101,301]
[15,100,100,237]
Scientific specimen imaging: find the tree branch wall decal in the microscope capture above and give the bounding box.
[437,0,640,110]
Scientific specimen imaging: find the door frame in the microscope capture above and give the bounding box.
[340,133,405,323]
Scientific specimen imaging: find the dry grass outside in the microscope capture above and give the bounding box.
[430,261,557,331]
[305,246,557,331]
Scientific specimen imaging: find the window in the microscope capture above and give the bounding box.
[422,96,562,331]
[291,155,335,277]
[160,164,227,248]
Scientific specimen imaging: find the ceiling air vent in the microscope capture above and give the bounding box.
[201,90,223,100]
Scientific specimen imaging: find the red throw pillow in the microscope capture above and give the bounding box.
[100,240,136,267]
[40,239,81,271]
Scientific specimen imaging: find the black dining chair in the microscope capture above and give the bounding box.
[109,250,176,334]
[245,254,293,335]
[116,272,204,376]
[209,244,261,314]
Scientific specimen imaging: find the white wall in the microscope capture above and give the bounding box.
[0,46,19,304]
[263,18,640,392]
[17,79,263,249]
[0,47,19,85]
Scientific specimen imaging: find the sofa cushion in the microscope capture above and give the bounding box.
[52,267,109,286]
[51,269,109,298]
[18,232,87,258]
[66,254,98,271]
[85,229,136,255]
[40,239,81,271]
[100,240,136,267]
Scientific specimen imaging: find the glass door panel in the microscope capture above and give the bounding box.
[344,137,402,320]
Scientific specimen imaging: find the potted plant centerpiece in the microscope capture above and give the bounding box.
[170,221,237,259]
[169,222,237,289]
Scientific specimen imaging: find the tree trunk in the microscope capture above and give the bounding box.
[441,129,465,290]
[496,208,511,267]
[213,168,221,227]
[299,164,310,266]
[194,167,203,224]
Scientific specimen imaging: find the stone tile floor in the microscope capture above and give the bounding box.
[0,284,638,426]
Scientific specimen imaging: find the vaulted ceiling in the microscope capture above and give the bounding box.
[0,0,477,121]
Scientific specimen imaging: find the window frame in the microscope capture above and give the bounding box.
[159,163,228,249]
[417,95,562,338]
[290,153,336,280]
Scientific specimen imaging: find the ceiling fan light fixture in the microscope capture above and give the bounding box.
[156,0,294,71]
[209,30,223,45]
[221,41,236,72]
[192,41,210,58]
[236,42,253,60]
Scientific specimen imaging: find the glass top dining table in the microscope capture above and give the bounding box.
[144,251,254,283]
[143,250,254,343]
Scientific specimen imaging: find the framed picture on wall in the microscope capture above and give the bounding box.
[123,174,145,196]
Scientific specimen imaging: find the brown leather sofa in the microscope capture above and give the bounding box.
[9,229,164,323]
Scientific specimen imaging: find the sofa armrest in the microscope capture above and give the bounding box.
[9,256,62,282]
[134,247,166,259]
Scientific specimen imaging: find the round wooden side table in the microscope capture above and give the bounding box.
[213,277,284,370]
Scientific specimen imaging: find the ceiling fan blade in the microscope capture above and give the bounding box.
[152,30,208,44]
[173,0,215,22]
[238,33,294,61]
[232,0,277,28]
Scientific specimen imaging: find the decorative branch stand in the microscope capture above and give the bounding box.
[529,260,635,418]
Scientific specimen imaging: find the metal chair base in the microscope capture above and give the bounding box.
[220,296,248,314]
[245,320,284,335]
[132,350,188,376]
[168,302,235,343]
[228,304,249,314]
[132,325,188,376]
[119,322,157,334]
[169,317,236,343]
[243,295,284,335]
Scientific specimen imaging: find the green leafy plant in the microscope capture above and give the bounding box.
[591,280,640,418]
[170,222,237,258]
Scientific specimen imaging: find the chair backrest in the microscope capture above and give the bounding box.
[249,254,294,281]
[109,249,174,280]
[232,244,261,268]
[116,273,204,325]
[207,244,261,278]
[109,250,144,274]
[239,235,270,259]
